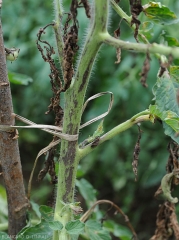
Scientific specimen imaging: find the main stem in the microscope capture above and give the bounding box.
[53,1,109,239]
[0,13,28,239]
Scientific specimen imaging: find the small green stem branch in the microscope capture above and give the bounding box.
[53,0,64,71]
[79,111,150,159]
[102,33,179,59]
[110,0,132,23]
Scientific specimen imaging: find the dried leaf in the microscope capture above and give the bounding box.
[132,124,142,181]
[80,0,91,18]
[140,52,150,87]
[114,26,121,64]
[150,202,179,240]
[129,0,143,41]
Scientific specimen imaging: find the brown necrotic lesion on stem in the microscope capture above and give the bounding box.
[0,17,28,239]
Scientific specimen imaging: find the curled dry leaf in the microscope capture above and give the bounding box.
[150,202,175,240]
[36,23,64,127]
[132,124,142,181]
[140,52,150,87]
[114,26,121,64]
[129,0,143,42]
[150,202,179,240]
[80,0,91,18]
[161,172,178,203]
[63,0,79,91]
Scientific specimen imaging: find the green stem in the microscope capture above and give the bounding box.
[53,1,110,239]
[101,33,179,58]
[53,0,64,72]
[79,112,150,159]
[110,0,132,23]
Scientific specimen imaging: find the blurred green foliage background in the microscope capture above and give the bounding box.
[1,0,179,239]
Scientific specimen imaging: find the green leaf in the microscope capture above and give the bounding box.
[85,220,111,240]
[150,70,179,143]
[85,219,102,231]
[151,71,179,143]
[103,220,131,239]
[39,205,54,222]
[30,201,41,219]
[88,229,111,240]
[149,105,166,120]
[17,219,52,240]
[140,21,154,32]
[0,232,11,240]
[70,234,79,240]
[8,72,33,85]
[169,66,179,81]
[143,2,179,25]
[98,230,112,240]
[152,72,179,115]
[165,118,179,132]
[48,221,63,231]
[161,34,179,47]
[65,220,85,235]
[139,21,154,41]
[76,179,97,207]
[0,185,8,221]
[88,230,101,240]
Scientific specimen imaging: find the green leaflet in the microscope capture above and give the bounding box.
[76,179,97,208]
[152,72,179,115]
[138,21,154,41]
[8,72,33,85]
[16,205,63,240]
[169,66,179,81]
[16,219,53,240]
[160,32,179,47]
[39,205,54,222]
[150,70,179,143]
[0,232,11,240]
[143,2,179,25]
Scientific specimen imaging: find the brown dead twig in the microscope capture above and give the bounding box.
[80,199,138,240]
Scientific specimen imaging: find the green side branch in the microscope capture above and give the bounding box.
[110,0,132,23]
[78,110,151,159]
[101,33,179,59]
[110,0,178,59]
